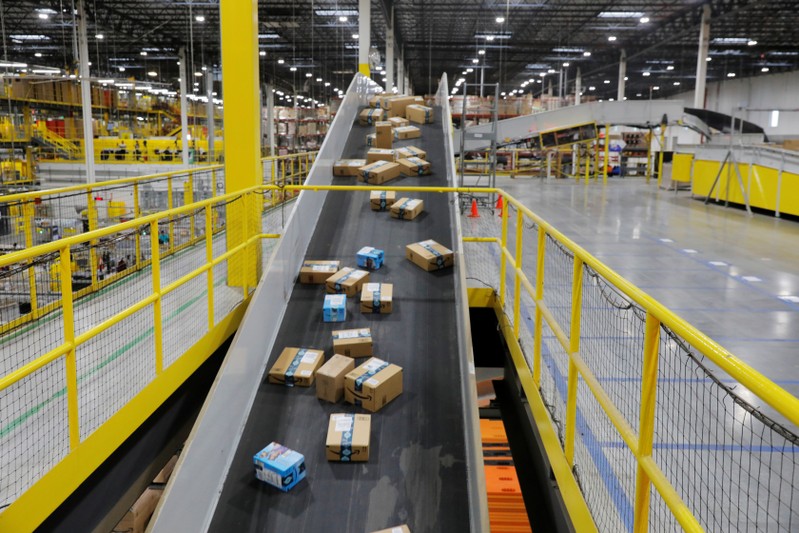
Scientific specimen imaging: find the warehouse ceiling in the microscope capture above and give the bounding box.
[2,0,797,106]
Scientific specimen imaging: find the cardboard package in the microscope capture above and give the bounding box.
[360,283,393,314]
[396,145,427,160]
[356,246,385,270]
[366,148,396,164]
[375,121,393,149]
[253,442,306,492]
[345,357,403,412]
[366,133,376,147]
[388,116,410,128]
[323,294,347,322]
[316,354,355,403]
[359,108,387,126]
[383,95,416,118]
[358,161,401,185]
[299,260,341,284]
[334,159,367,177]
[325,413,371,462]
[268,347,325,387]
[368,95,383,108]
[332,327,373,358]
[406,239,454,271]
[371,525,411,533]
[396,157,431,176]
[390,198,424,220]
[370,190,397,211]
[406,104,434,124]
[394,125,421,140]
[326,267,370,296]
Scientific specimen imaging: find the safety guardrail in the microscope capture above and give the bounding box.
[1,184,796,532]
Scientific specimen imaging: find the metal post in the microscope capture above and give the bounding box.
[533,227,546,386]
[694,4,711,109]
[266,84,275,157]
[59,246,79,449]
[386,7,395,91]
[564,256,584,465]
[178,47,190,165]
[584,148,590,184]
[86,192,98,287]
[358,0,371,77]
[76,0,95,182]
[618,50,627,101]
[206,70,215,162]
[499,195,509,309]
[657,127,666,188]
[150,220,163,374]
[646,129,653,184]
[575,68,582,105]
[513,210,524,338]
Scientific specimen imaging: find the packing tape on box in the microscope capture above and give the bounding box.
[420,242,445,269]
[352,361,390,405]
[397,198,412,219]
[284,348,308,387]
[380,191,387,210]
[334,271,354,292]
[338,414,355,461]
[333,329,370,340]
[416,163,425,175]
[372,288,381,312]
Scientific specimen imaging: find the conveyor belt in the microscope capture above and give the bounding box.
[208,109,472,532]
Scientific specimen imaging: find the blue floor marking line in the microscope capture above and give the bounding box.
[644,235,799,313]
[597,441,799,453]
[486,242,635,532]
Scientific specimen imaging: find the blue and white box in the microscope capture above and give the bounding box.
[356,246,385,270]
[253,441,306,492]
[323,294,347,322]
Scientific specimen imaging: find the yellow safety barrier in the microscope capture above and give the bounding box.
[1,183,796,532]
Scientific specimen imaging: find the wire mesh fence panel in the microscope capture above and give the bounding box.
[76,307,156,441]
[650,326,799,532]
[0,358,69,509]
[161,275,208,370]
[539,317,569,449]
[579,265,645,435]
[158,212,207,289]
[542,234,574,339]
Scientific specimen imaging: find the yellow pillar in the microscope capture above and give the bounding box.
[221,0,263,288]
[358,0,371,77]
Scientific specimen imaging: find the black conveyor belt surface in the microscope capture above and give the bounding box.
[209,108,471,532]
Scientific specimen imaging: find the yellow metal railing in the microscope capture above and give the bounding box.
[1,184,797,532]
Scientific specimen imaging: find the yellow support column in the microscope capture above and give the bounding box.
[564,257,584,465]
[150,220,163,374]
[533,227,546,387]
[499,195,509,309]
[59,246,79,449]
[512,210,524,338]
[221,0,263,289]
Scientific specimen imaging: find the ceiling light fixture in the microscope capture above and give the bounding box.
[148,71,157,77]
[653,86,660,90]
[761,67,770,72]
[478,49,485,55]
[666,65,674,70]
[34,52,42,57]
[472,58,479,64]
[597,11,644,19]
[608,36,617,42]
[278,59,285,64]
[563,62,570,67]
[747,40,757,46]
[496,16,505,23]
[195,15,205,22]
[290,66,297,71]
[640,16,650,24]
[38,13,49,20]
[140,51,147,56]
[603,79,610,84]
[339,16,348,22]
[259,51,266,56]
[642,71,650,77]
[588,86,596,91]
[727,72,736,77]
[352,33,359,39]
[583,51,591,57]
[96,34,104,40]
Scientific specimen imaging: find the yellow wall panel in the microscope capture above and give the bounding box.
[672,153,693,183]
[750,165,779,211]
[778,171,799,216]
[691,160,721,196]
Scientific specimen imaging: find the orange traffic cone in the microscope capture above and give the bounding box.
[467,198,480,218]
[496,195,504,217]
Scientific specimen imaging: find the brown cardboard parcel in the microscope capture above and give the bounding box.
[359,108,386,126]
[371,526,411,533]
[360,283,393,314]
[369,189,397,211]
[344,357,403,412]
[358,161,401,185]
[390,198,424,221]
[396,157,431,176]
[325,413,371,462]
[366,148,396,163]
[299,260,341,284]
[385,95,416,118]
[332,327,373,357]
[333,159,367,177]
[406,239,455,271]
[388,116,410,128]
[406,104,434,124]
[316,354,355,403]
[375,121,393,149]
[326,267,370,297]
[394,125,421,140]
[396,145,427,160]
[268,347,325,387]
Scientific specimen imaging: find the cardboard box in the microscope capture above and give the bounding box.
[360,283,393,314]
[299,260,341,284]
[268,347,325,387]
[371,526,411,533]
[406,239,454,271]
[366,148,396,164]
[366,133,376,147]
[388,116,410,128]
[332,327,373,358]
[414,96,425,104]
[396,145,427,160]
[359,108,386,126]
[316,354,355,403]
[253,442,306,492]
[326,267,370,296]
[375,121,393,149]
[324,294,347,322]
[326,413,371,462]
[406,104,434,124]
[390,198,424,220]
[356,246,385,270]
[358,161,401,185]
[112,487,162,533]
[383,95,416,118]
[334,159,367,177]
[345,357,403,412]
[370,190,397,211]
[396,157,431,176]
[394,125,421,140]
[369,95,382,108]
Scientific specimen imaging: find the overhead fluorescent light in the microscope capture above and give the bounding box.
[314,9,358,17]
[597,11,644,18]
[475,32,512,40]
[9,34,49,41]
[712,37,749,44]
[31,68,61,74]
[259,33,280,39]
[552,47,584,53]
[0,61,28,68]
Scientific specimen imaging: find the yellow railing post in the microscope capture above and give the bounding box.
[86,192,99,288]
[646,130,653,184]
[533,227,546,387]
[133,183,141,267]
[186,171,195,242]
[167,176,175,253]
[205,205,215,331]
[564,256,584,465]
[584,148,590,184]
[594,140,600,180]
[22,201,39,317]
[499,195,509,309]
[633,312,662,533]
[150,220,163,374]
[59,246,79,449]
[603,124,610,185]
[513,209,524,338]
